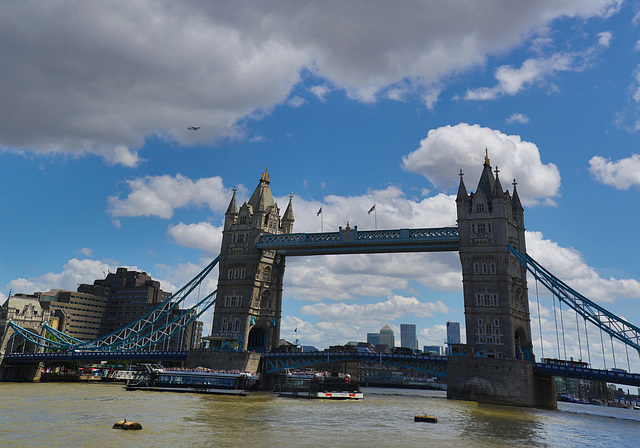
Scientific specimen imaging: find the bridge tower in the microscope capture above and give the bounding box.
[456,152,534,361]
[212,167,294,352]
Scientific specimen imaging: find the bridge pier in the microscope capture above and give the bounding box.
[446,356,556,409]
[186,350,261,373]
[0,360,43,382]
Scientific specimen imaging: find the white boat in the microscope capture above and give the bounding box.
[125,364,256,396]
[102,369,136,382]
[274,371,363,399]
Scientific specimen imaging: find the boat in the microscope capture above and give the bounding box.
[125,364,257,396]
[102,369,136,382]
[274,371,363,399]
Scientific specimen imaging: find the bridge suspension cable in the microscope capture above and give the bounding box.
[509,245,640,359]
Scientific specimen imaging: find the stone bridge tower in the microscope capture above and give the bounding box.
[0,296,56,381]
[212,168,293,352]
[456,153,534,361]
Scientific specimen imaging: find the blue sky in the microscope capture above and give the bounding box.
[2,1,640,371]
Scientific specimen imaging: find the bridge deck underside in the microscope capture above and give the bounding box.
[257,227,460,256]
[262,352,448,378]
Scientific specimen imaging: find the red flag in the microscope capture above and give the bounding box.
[317,207,322,216]
[368,204,375,214]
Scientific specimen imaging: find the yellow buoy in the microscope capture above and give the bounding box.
[414,415,437,423]
[113,419,143,430]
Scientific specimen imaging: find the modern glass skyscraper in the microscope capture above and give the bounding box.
[379,324,395,348]
[446,321,461,344]
[400,324,418,351]
[367,332,380,346]
[446,321,461,355]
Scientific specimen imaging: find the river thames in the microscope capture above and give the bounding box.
[1,382,638,447]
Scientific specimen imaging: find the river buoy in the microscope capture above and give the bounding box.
[113,419,143,430]
[414,415,437,423]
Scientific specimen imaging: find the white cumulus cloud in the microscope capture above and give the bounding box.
[108,174,240,218]
[401,123,561,206]
[167,222,224,255]
[588,154,640,189]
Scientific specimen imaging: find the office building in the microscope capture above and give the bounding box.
[367,332,380,346]
[379,324,395,349]
[423,345,444,355]
[39,289,108,341]
[400,324,418,351]
[446,321,461,355]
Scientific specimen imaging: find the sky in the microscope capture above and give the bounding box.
[2,1,640,372]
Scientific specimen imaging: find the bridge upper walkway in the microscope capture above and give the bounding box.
[256,226,460,255]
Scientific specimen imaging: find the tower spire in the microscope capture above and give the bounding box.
[261,164,270,183]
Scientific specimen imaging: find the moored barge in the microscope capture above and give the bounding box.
[274,371,363,399]
[125,364,256,396]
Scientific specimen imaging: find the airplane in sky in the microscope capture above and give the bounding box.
[187,126,201,130]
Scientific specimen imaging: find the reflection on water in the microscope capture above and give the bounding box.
[0,383,638,448]
[460,403,544,446]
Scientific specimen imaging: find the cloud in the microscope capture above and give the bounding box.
[526,231,640,303]
[463,32,611,101]
[107,174,240,218]
[167,222,224,255]
[103,145,143,168]
[310,85,330,102]
[77,247,93,257]
[288,96,306,108]
[0,1,621,162]
[597,31,613,47]
[506,113,530,124]
[401,123,561,206]
[7,258,125,294]
[464,53,575,101]
[588,154,640,189]
[300,294,451,323]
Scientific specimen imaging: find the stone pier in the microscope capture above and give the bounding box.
[186,350,262,373]
[447,356,556,409]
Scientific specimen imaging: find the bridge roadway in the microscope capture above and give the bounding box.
[261,351,640,387]
[2,350,188,363]
[256,226,460,255]
[4,349,640,386]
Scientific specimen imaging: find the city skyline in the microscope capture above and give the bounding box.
[2,2,640,372]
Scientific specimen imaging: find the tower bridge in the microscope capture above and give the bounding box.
[3,158,640,408]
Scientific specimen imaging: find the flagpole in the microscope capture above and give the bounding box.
[321,211,324,232]
[374,206,377,230]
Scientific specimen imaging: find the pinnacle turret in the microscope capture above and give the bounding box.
[456,169,468,202]
[248,166,274,212]
[226,186,238,215]
[282,193,295,233]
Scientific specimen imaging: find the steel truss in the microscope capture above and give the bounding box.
[6,256,220,352]
[509,245,640,356]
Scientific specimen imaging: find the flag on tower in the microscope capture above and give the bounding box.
[317,207,322,216]
[368,204,376,214]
